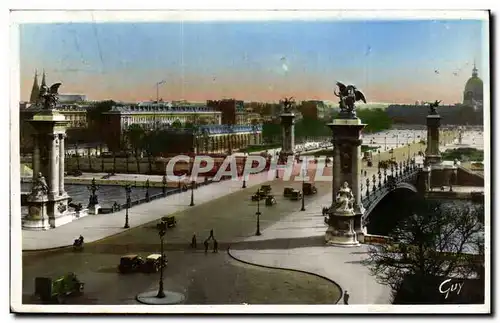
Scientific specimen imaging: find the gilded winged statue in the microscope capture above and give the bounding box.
[427,100,441,115]
[334,82,367,117]
[280,96,295,114]
[39,82,62,110]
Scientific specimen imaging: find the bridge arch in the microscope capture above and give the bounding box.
[363,182,419,236]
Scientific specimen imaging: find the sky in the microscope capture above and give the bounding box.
[19,19,487,104]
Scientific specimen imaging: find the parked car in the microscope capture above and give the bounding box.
[34,273,84,304]
[141,254,167,273]
[260,185,272,195]
[290,189,303,201]
[265,195,277,206]
[302,183,318,195]
[283,187,295,198]
[118,255,144,274]
[159,216,177,228]
[251,189,267,201]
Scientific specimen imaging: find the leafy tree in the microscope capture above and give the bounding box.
[125,124,146,173]
[364,196,484,303]
[172,119,182,128]
[262,122,281,144]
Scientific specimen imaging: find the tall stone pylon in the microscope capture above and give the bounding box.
[279,97,296,162]
[22,82,88,230]
[325,82,367,246]
[424,100,442,166]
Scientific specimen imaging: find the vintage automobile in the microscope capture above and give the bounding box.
[302,182,318,196]
[283,187,295,198]
[118,254,145,274]
[34,273,84,304]
[265,195,277,206]
[141,254,168,273]
[251,189,267,201]
[290,189,303,201]
[159,216,177,229]
[260,185,272,195]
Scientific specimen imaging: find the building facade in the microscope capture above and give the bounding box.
[154,124,263,155]
[299,100,327,119]
[207,99,247,125]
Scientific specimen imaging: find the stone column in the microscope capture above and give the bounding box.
[32,135,40,180]
[49,134,58,197]
[332,144,341,206]
[352,143,362,207]
[59,133,65,195]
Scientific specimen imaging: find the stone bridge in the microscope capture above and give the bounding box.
[357,160,420,226]
[356,160,484,227]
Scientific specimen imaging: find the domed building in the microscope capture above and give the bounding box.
[463,63,483,108]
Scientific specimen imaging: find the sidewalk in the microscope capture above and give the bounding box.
[22,170,276,251]
[228,193,392,305]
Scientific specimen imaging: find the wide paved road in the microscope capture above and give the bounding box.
[22,165,342,305]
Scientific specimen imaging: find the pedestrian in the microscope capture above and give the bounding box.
[343,290,350,305]
[209,229,214,241]
[213,239,218,253]
[204,239,209,254]
[191,233,197,249]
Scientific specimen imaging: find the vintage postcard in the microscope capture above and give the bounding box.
[9,10,490,314]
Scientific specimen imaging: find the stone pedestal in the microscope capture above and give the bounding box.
[325,117,366,246]
[325,213,360,247]
[88,204,101,215]
[425,114,442,166]
[280,112,295,159]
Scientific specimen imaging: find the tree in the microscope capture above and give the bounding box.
[125,124,145,173]
[172,119,182,128]
[364,196,484,303]
[262,122,281,144]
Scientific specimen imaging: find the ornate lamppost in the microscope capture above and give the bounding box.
[242,153,247,189]
[156,221,167,298]
[300,168,306,212]
[189,180,195,207]
[255,189,262,236]
[124,183,132,229]
[145,179,150,202]
[162,175,167,195]
[87,177,100,209]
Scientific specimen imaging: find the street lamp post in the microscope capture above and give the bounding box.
[87,177,99,208]
[255,189,262,236]
[300,169,306,211]
[190,180,195,206]
[242,153,247,189]
[384,136,387,151]
[162,175,167,195]
[156,221,167,298]
[145,179,150,202]
[124,184,132,229]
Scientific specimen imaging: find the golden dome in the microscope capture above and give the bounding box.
[463,64,483,104]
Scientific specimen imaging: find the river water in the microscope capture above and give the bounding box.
[21,182,166,208]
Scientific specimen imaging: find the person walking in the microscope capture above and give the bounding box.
[343,290,350,305]
[204,239,209,254]
[213,239,218,253]
[191,233,197,249]
[209,229,214,241]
